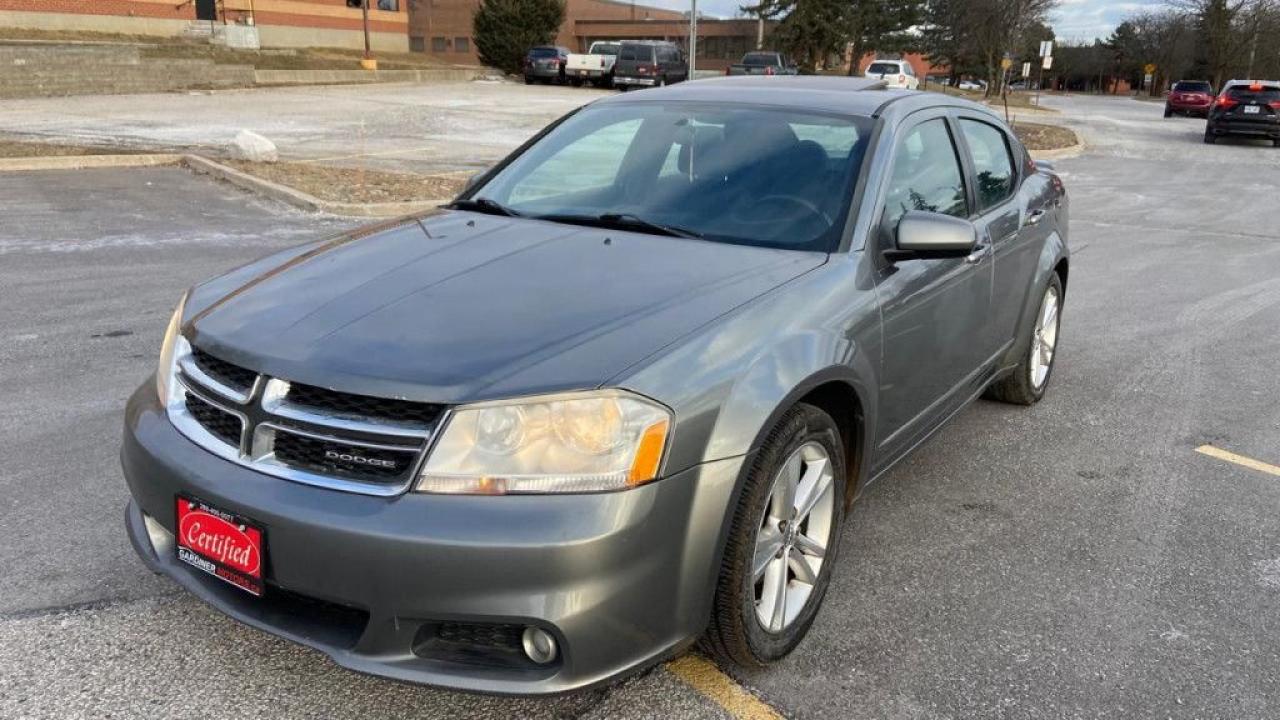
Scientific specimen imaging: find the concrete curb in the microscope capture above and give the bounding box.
[181,155,447,218]
[0,153,182,171]
[1030,136,1087,161]
[0,151,448,217]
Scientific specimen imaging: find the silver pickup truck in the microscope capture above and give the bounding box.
[727,51,798,76]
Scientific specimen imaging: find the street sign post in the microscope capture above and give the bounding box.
[1035,42,1053,106]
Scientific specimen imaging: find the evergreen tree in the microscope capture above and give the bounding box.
[473,0,565,75]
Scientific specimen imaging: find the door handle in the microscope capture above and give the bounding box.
[1026,208,1047,226]
[964,243,991,264]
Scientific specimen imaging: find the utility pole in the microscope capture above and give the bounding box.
[688,0,698,76]
[359,0,377,70]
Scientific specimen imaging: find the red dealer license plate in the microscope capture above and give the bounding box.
[175,496,265,596]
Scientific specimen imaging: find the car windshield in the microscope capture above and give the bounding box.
[868,63,900,75]
[594,43,620,56]
[1174,81,1211,93]
[743,53,777,66]
[468,103,873,252]
[620,45,653,62]
[529,48,558,58]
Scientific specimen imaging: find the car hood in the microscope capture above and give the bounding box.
[185,211,825,404]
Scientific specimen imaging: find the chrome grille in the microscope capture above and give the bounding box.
[184,391,243,448]
[168,341,445,496]
[191,347,257,395]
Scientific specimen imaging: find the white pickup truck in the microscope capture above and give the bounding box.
[565,41,622,88]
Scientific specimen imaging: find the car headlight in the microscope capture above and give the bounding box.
[418,390,672,494]
[155,293,188,407]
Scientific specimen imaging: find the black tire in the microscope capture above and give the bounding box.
[523,76,534,85]
[1163,106,1173,118]
[1203,129,1216,144]
[703,403,847,668]
[986,272,1064,405]
[570,78,583,87]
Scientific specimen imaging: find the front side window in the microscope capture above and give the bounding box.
[472,103,873,252]
[882,118,968,230]
[959,119,1015,211]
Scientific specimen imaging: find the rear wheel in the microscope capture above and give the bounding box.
[704,403,846,667]
[1203,129,1216,144]
[986,273,1064,405]
[1163,106,1173,118]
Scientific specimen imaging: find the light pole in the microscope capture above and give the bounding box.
[688,0,697,76]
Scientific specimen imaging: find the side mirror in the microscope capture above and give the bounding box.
[886,211,977,261]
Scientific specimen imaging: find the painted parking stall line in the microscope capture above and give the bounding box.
[1195,445,1280,478]
[666,655,784,720]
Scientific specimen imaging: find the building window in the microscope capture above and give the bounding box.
[376,0,399,10]
[454,37,470,53]
[431,37,448,52]
[410,35,425,52]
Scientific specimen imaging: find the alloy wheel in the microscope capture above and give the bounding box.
[1029,284,1060,389]
[753,441,836,633]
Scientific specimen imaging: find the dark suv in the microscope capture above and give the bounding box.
[1164,80,1213,117]
[523,46,569,85]
[1204,80,1280,145]
[614,40,688,90]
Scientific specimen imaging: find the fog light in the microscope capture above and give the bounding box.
[521,626,558,665]
[142,511,174,556]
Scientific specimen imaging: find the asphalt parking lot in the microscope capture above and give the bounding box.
[2,89,1279,719]
[0,81,605,174]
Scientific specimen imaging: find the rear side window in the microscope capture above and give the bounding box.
[1173,81,1212,93]
[882,118,968,229]
[959,119,1016,211]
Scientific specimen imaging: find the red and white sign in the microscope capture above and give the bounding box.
[176,496,264,596]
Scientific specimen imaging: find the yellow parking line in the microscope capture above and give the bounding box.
[1195,445,1280,478]
[666,655,785,720]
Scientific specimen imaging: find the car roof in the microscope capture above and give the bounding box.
[620,40,676,46]
[596,76,1000,120]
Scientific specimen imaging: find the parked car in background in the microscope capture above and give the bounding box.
[122,76,1070,696]
[614,40,687,90]
[863,59,919,90]
[566,41,622,87]
[523,46,570,85]
[1204,80,1280,145]
[1164,80,1214,117]
[958,79,987,91]
[727,51,798,76]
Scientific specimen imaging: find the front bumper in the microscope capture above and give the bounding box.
[121,382,742,694]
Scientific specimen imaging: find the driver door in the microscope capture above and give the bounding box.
[870,112,994,463]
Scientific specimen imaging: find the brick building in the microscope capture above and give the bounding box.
[0,0,411,52]
[410,0,771,71]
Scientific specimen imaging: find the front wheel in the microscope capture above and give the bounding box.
[704,403,846,667]
[1203,129,1216,144]
[985,273,1063,405]
[1163,106,1173,118]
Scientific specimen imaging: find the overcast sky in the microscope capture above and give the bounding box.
[636,0,1174,43]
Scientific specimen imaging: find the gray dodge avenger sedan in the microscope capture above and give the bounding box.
[122,76,1068,694]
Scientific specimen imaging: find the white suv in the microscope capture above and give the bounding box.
[864,59,919,90]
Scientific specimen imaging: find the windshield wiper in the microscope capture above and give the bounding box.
[447,197,522,217]
[537,212,703,240]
